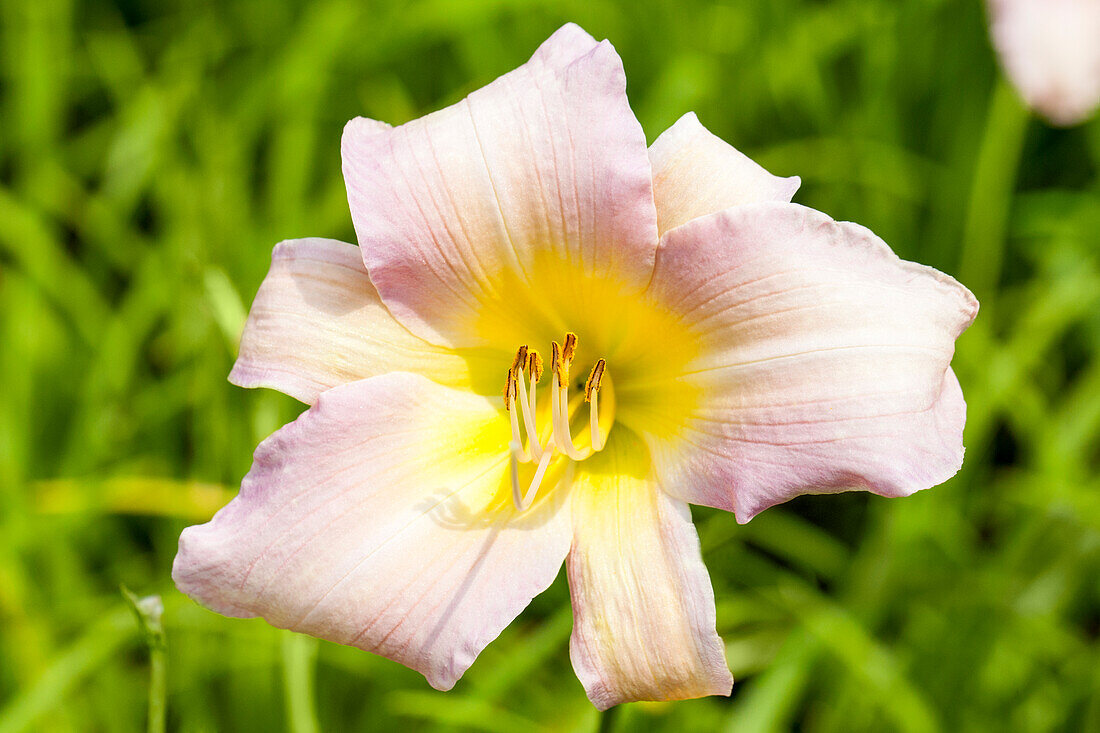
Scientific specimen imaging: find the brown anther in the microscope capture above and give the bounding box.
[562,332,578,365]
[503,370,516,411]
[551,341,565,384]
[584,359,606,403]
[511,345,529,376]
[527,350,544,383]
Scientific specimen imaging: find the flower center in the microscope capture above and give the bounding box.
[503,332,614,511]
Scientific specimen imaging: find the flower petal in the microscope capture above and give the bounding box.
[648,112,800,236]
[342,24,659,349]
[229,238,480,404]
[173,372,571,690]
[988,0,1100,126]
[566,431,732,710]
[643,202,978,523]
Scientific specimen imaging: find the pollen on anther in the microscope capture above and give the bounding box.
[562,332,577,365]
[527,350,544,383]
[503,370,516,411]
[584,359,606,403]
[511,345,529,375]
[551,341,565,384]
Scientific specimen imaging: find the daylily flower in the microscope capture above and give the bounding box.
[987,0,1100,125]
[173,24,978,709]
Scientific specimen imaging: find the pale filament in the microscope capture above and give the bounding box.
[586,358,606,452]
[589,388,604,452]
[515,365,542,460]
[504,334,608,512]
[551,371,589,460]
[506,391,531,462]
[510,439,555,512]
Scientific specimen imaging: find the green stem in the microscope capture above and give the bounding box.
[120,588,166,733]
[597,704,620,733]
[282,632,321,733]
[147,639,166,733]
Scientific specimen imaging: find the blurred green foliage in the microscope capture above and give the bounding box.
[2,0,1099,731]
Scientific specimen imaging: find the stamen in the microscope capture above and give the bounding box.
[504,333,612,511]
[526,350,543,446]
[502,368,515,409]
[509,443,521,502]
[552,367,588,460]
[505,374,531,463]
[586,359,607,451]
[511,439,555,511]
[562,332,577,367]
[589,388,603,451]
[584,359,605,402]
[527,350,544,383]
[511,344,529,375]
[514,350,542,459]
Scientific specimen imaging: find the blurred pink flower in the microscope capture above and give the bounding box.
[988,0,1100,125]
[173,24,977,708]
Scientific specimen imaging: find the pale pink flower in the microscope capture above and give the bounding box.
[173,24,977,709]
[988,0,1100,125]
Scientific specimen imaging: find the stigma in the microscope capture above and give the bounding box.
[503,332,613,511]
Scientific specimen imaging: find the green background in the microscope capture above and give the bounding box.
[3,0,1100,731]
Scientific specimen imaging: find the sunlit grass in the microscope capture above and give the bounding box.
[1,0,1099,731]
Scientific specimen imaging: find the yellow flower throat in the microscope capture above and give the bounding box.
[503,332,615,510]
